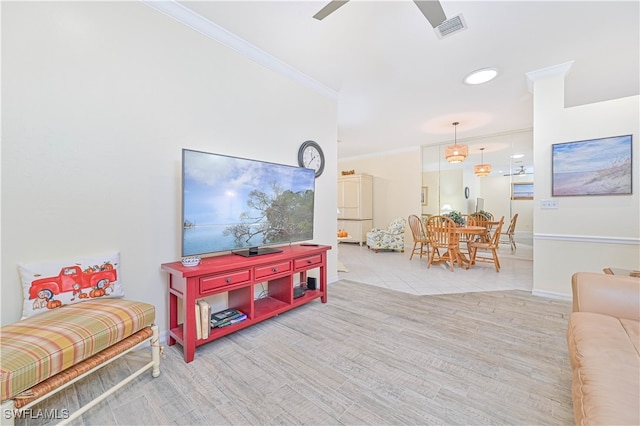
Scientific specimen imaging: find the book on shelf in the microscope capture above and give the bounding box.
[218,313,247,328]
[195,302,202,340]
[210,308,247,328]
[197,300,211,339]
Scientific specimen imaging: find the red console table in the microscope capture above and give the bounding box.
[161,244,330,362]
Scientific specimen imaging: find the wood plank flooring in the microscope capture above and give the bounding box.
[18,280,574,425]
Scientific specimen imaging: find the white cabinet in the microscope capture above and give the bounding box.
[337,174,373,244]
[337,219,373,245]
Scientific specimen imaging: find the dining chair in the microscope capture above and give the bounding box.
[408,214,429,260]
[425,215,459,272]
[468,216,504,272]
[468,212,491,243]
[475,210,494,220]
[499,213,519,251]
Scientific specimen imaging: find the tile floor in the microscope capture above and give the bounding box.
[337,235,533,295]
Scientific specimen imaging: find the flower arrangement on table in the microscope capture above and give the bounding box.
[444,210,466,226]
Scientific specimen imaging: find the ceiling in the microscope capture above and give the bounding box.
[177,1,639,161]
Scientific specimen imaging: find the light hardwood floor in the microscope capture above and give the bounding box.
[18,279,574,425]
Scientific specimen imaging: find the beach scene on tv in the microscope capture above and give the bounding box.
[182,150,315,256]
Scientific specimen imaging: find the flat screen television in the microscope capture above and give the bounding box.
[475,197,484,212]
[182,149,315,257]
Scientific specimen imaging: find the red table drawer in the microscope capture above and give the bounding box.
[200,269,251,293]
[294,255,322,270]
[255,261,291,280]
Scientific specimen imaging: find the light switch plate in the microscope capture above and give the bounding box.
[540,199,558,209]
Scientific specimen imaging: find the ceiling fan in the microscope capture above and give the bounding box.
[313,0,447,29]
[503,166,533,176]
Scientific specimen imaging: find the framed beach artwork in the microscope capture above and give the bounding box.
[552,135,632,196]
[512,182,534,200]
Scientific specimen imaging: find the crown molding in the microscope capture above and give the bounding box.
[525,61,574,93]
[141,0,338,100]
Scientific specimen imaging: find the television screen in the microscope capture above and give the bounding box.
[182,149,315,257]
[475,197,484,212]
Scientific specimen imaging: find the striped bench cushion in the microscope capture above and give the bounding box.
[1,298,155,401]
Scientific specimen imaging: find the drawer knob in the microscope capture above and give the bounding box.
[307,259,312,264]
[226,278,232,283]
[272,267,278,272]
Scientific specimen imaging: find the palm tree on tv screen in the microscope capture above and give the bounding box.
[223,181,314,245]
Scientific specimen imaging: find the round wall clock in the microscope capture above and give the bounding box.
[298,140,325,178]
[464,186,470,199]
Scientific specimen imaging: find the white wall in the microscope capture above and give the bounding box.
[338,148,421,248]
[1,2,338,327]
[479,175,533,233]
[439,169,464,214]
[529,65,639,297]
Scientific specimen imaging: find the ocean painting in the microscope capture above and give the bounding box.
[552,135,632,196]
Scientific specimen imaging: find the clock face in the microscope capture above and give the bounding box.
[298,141,324,177]
[302,146,321,170]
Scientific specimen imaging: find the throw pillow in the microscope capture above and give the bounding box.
[19,251,124,319]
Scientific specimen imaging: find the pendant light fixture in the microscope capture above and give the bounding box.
[444,121,468,163]
[474,147,492,177]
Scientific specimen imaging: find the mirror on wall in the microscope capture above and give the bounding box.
[421,129,534,237]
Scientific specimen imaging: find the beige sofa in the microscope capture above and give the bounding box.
[567,272,639,426]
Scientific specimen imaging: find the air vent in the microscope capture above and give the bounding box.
[435,14,467,39]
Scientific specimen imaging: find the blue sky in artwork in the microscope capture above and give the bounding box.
[183,150,315,226]
[552,135,631,173]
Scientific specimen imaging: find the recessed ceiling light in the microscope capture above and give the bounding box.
[464,68,498,85]
[511,154,525,159]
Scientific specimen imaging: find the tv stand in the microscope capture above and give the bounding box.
[161,244,330,363]
[233,246,283,257]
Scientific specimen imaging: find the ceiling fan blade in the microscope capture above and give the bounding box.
[503,166,532,176]
[313,0,350,21]
[413,0,447,28]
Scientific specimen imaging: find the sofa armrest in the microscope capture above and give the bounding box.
[572,272,640,320]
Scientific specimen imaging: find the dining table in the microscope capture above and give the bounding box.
[447,225,487,269]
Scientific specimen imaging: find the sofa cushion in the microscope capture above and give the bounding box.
[0,298,155,401]
[567,312,639,425]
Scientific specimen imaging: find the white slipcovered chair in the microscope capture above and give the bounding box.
[366,217,406,253]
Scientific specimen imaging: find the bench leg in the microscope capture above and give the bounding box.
[151,324,161,378]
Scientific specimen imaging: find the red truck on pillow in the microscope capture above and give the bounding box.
[29,263,117,302]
